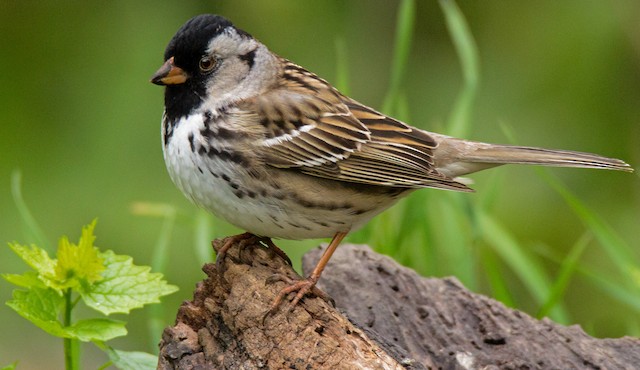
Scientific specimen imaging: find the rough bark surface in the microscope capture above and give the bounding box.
[158,239,640,369]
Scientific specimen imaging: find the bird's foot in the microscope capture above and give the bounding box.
[215,233,293,277]
[264,273,334,319]
[214,232,257,274]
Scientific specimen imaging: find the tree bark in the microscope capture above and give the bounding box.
[158,238,640,369]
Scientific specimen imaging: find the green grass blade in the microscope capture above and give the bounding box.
[439,0,480,138]
[396,229,432,275]
[536,233,590,319]
[129,202,176,350]
[10,170,50,251]
[428,193,476,288]
[538,169,639,282]
[538,242,640,314]
[480,248,516,307]
[129,202,177,273]
[477,209,570,322]
[583,268,640,312]
[148,206,175,349]
[627,321,640,337]
[1,362,18,370]
[334,36,350,95]
[194,210,215,266]
[396,193,438,274]
[362,0,415,256]
[150,209,176,274]
[367,200,409,255]
[382,0,416,115]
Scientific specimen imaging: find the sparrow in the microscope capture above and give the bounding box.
[151,14,633,311]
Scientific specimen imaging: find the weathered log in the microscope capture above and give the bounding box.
[157,237,408,369]
[158,238,640,369]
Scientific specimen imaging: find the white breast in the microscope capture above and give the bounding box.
[162,112,405,240]
[163,114,247,223]
[162,113,345,239]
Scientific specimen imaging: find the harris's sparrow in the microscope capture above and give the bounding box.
[151,14,632,311]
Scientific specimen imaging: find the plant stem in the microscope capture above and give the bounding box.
[63,289,79,370]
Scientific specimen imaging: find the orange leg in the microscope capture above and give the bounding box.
[268,231,348,313]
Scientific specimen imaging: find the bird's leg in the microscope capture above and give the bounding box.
[267,231,347,314]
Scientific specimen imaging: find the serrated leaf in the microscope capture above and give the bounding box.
[64,318,127,341]
[2,271,46,289]
[8,242,56,280]
[54,220,105,290]
[6,287,67,338]
[104,347,158,370]
[81,250,178,315]
[6,287,127,342]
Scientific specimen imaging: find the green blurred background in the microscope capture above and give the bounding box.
[1,1,638,368]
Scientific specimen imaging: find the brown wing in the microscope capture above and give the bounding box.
[337,101,471,191]
[250,59,471,191]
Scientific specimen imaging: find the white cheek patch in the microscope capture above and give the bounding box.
[199,31,273,114]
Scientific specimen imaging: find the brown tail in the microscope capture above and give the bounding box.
[433,137,634,177]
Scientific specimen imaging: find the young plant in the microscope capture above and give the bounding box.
[3,220,178,370]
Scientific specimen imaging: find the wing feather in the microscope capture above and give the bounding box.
[247,60,470,191]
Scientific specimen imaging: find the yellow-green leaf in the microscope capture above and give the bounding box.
[64,318,127,341]
[54,220,105,290]
[5,287,66,338]
[102,346,158,370]
[81,250,178,315]
[2,271,45,289]
[8,242,56,280]
[2,361,18,370]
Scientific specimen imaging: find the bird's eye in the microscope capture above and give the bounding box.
[199,56,216,72]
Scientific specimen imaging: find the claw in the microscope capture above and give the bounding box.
[263,278,318,321]
[214,234,294,282]
[264,274,334,320]
[214,232,254,276]
[236,234,263,264]
[265,273,296,286]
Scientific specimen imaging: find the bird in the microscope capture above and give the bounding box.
[150,14,633,312]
